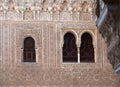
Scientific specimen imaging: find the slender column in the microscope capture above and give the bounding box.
[77,47,80,63]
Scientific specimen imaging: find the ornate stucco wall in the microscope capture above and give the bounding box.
[0,0,120,87]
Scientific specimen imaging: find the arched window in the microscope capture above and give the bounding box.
[23,37,36,62]
[63,33,77,62]
[80,33,94,62]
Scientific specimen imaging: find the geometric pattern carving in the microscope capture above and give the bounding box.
[0,0,94,21]
[23,8,33,20]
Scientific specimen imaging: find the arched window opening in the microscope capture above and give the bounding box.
[63,33,77,62]
[80,33,94,62]
[23,37,36,62]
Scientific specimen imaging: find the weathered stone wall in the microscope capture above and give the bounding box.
[0,21,119,87]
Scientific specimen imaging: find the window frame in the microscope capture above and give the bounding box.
[61,30,97,64]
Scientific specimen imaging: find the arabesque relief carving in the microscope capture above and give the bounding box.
[0,0,96,21]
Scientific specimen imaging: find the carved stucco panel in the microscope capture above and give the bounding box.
[2,23,10,66]
[60,11,72,21]
[40,12,51,21]
[6,11,19,20]
[23,10,33,20]
[16,28,42,66]
[42,24,49,68]
[0,11,4,20]
[48,24,57,68]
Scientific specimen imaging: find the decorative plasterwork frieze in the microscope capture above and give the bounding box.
[0,0,96,21]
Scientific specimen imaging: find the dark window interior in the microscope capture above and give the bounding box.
[23,37,36,62]
[63,33,77,62]
[80,33,94,62]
